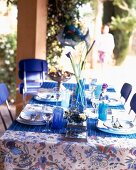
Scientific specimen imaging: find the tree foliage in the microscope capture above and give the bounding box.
[0,34,17,102]
[6,0,17,6]
[47,0,92,67]
[103,0,136,65]
[7,0,136,66]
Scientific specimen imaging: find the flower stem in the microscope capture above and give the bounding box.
[81,40,95,71]
[69,55,84,104]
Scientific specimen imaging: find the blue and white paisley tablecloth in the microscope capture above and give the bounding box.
[0,81,136,170]
[0,130,136,170]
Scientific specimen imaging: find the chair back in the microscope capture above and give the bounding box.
[120,83,132,104]
[18,59,48,94]
[19,58,48,80]
[130,93,136,113]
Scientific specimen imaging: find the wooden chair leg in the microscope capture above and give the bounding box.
[0,111,7,130]
[6,100,14,122]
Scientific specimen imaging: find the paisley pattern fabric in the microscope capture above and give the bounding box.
[0,130,136,170]
[0,82,135,170]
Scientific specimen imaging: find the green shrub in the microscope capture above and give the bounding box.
[47,0,92,67]
[103,0,136,65]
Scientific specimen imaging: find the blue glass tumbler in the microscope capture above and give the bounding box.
[94,85,102,99]
[98,102,108,121]
[52,106,64,130]
[61,89,71,109]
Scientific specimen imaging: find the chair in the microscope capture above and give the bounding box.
[18,59,48,105]
[0,83,14,130]
[128,93,136,121]
[120,83,132,104]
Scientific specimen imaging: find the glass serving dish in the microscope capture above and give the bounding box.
[48,70,73,90]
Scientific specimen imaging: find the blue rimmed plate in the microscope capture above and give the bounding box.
[16,116,46,125]
[97,119,136,135]
[107,99,122,107]
[34,95,62,102]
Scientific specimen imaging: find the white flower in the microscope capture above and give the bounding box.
[5,60,10,65]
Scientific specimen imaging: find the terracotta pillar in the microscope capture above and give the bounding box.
[16,0,48,114]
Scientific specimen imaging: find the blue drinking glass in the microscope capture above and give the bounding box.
[94,85,102,99]
[61,89,71,109]
[52,106,64,131]
[98,102,108,121]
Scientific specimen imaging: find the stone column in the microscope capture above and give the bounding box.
[16,0,48,114]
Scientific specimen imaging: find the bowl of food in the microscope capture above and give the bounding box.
[49,70,73,82]
[48,67,73,90]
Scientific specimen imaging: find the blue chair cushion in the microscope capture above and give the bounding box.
[0,83,9,104]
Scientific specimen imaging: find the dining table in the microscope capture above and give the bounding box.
[0,80,136,170]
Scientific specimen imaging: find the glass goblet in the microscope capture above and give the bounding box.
[91,98,99,115]
[42,113,53,133]
[42,105,53,133]
[53,87,61,106]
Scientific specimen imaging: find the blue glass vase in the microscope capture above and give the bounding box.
[68,79,87,124]
[75,79,86,113]
[70,79,86,113]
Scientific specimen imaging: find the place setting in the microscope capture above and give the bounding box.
[16,103,68,134]
[97,119,136,135]
[107,97,123,107]
[33,87,62,104]
[85,83,136,136]
[16,104,54,125]
[95,102,136,135]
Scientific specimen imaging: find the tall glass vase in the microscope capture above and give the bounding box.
[70,78,86,113]
[75,79,86,113]
[68,78,86,124]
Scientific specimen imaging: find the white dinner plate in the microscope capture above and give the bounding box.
[103,119,134,132]
[107,99,122,106]
[18,104,53,125]
[109,98,118,102]
[38,88,53,93]
[97,119,136,135]
[20,104,44,121]
[37,88,62,101]
[16,116,46,125]
[20,111,45,122]
[37,88,56,99]
[20,104,43,120]
[34,95,62,102]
